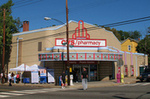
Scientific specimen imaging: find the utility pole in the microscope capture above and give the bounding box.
[2,8,6,84]
[66,0,70,86]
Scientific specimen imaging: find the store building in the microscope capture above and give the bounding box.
[9,20,148,82]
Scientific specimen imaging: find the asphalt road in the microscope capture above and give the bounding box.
[0,82,150,99]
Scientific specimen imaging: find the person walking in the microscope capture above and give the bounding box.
[8,72,12,86]
[81,68,88,90]
[61,71,66,89]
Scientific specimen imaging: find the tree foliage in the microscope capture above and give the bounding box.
[136,35,150,65]
[101,26,141,41]
[0,0,22,72]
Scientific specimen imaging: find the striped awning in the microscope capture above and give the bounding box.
[39,52,123,62]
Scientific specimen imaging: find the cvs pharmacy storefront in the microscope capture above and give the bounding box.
[39,20,123,81]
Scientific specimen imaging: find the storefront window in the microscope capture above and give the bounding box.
[38,42,42,51]
[90,65,97,81]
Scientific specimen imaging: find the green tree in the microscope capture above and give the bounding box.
[118,30,130,40]
[0,0,22,72]
[101,26,141,41]
[129,31,141,40]
[136,35,150,65]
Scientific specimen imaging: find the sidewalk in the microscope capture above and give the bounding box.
[69,77,138,89]
[0,77,138,89]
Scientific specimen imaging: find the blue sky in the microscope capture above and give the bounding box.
[1,0,150,38]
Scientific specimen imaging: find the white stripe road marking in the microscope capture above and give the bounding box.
[11,91,38,94]
[119,83,150,86]
[0,92,24,96]
[0,95,10,98]
[23,90,47,93]
[0,88,63,98]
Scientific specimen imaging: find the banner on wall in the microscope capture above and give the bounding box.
[31,71,39,83]
[131,67,134,76]
[124,66,128,76]
[47,69,55,83]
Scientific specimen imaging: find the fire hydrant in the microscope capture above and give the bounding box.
[121,73,124,83]
[117,73,120,83]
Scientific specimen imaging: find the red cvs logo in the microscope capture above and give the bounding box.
[72,20,90,39]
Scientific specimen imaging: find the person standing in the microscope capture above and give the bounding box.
[8,72,12,86]
[16,73,20,83]
[81,68,88,90]
[14,74,16,84]
[61,71,66,89]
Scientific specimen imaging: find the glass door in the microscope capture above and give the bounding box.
[73,64,90,82]
[73,64,82,82]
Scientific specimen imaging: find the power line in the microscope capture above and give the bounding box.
[12,0,43,9]
[99,16,150,27]
[5,15,150,46]
[14,0,34,5]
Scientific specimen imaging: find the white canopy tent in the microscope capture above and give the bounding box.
[29,64,45,71]
[10,64,32,71]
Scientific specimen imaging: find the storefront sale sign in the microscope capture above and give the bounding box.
[31,71,39,83]
[47,69,55,83]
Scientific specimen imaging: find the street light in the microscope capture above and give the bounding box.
[44,17,64,24]
[44,16,70,86]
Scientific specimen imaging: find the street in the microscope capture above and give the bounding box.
[0,82,150,99]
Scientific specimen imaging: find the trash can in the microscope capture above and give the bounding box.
[40,76,47,83]
[23,78,30,83]
[59,76,62,86]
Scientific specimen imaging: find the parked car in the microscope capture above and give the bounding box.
[139,67,150,82]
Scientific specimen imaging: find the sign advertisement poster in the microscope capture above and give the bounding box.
[31,71,39,83]
[47,69,55,83]
[131,67,134,76]
[40,69,46,77]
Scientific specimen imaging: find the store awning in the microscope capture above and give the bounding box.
[39,52,123,62]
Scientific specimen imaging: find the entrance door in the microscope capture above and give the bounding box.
[73,64,82,82]
[73,64,90,82]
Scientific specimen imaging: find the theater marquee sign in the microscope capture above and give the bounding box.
[55,20,107,47]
